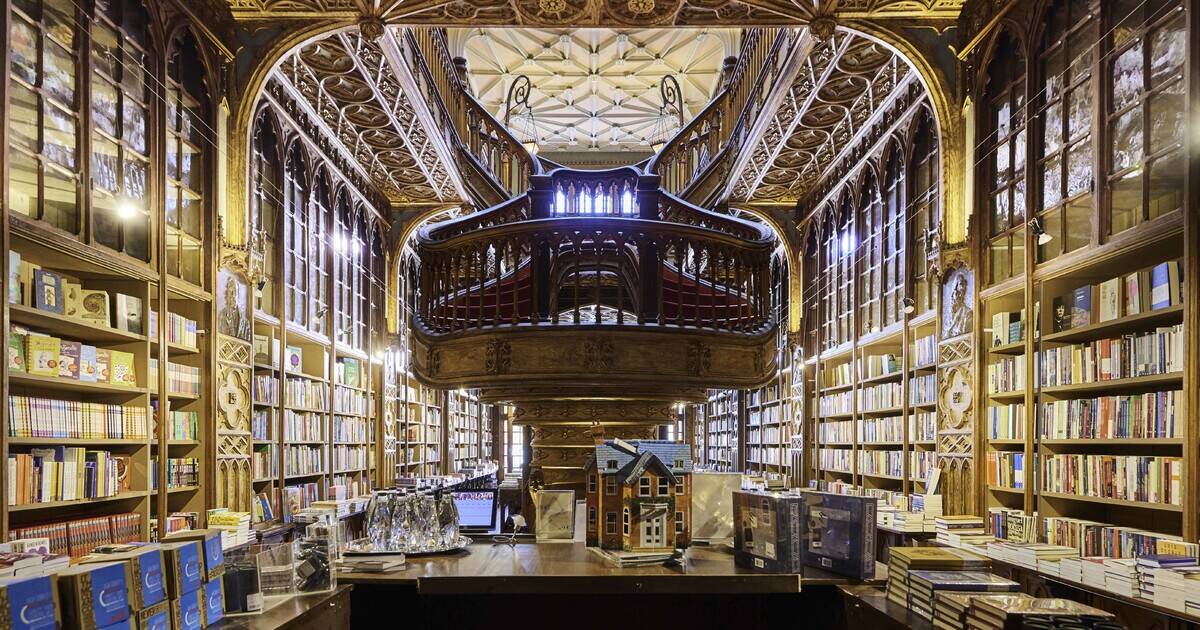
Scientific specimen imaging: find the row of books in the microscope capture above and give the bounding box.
[284,445,325,477]
[10,329,137,386]
[251,447,276,480]
[7,448,125,505]
[747,404,783,425]
[989,309,1026,347]
[1051,259,1182,333]
[333,386,368,415]
[154,409,198,441]
[986,451,1025,489]
[818,448,851,473]
[330,476,368,499]
[333,416,368,443]
[818,420,852,443]
[9,254,144,335]
[334,357,362,388]
[149,310,199,349]
[332,445,367,471]
[1041,453,1182,506]
[253,375,279,405]
[285,481,323,513]
[1042,515,1196,559]
[285,378,329,410]
[746,426,785,444]
[10,512,141,559]
[911,451,936,481]
[857,449,936,479]
[7,396,147,439]
[987,403,1025,440]
[912,335,936,367]
[819,391,853,415]
[859,382,901,411]
[858,415,905,444]
[988,507,1037,542]
[150,457,200,488]
[909,374,936,406]
[745,385,781,406]
[987,354,1025,394]
[251,408,272,441]
[745,446,785,466]
[821,361,853,390]
[860,353,900,379]
[913,412,937,442]
[1037,325,1184,387]
[283,410,325,442]
[148,359,201,396]
[1038,391,1180,440]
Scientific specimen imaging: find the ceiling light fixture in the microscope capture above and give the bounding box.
[648,75,683,153]
[504,74,540,157]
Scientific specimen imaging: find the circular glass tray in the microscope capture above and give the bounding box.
[345,535,472,557]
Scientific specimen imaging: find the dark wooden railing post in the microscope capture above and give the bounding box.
[529,174,554,322]
[637,174,661,324]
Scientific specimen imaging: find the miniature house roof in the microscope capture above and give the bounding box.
[618,451,678,486]
[587,439,693,476]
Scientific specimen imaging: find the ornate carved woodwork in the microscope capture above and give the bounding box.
[215,249,255,514]
[937,259,977,516]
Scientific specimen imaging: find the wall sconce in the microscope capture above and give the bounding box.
[902,297,916,314]
[1030,217,1052,245]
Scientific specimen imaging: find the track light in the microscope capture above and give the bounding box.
[902,297,916,314]
[1030,218,1052,246]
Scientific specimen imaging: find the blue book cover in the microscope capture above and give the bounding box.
[162,541,203,598]
[172,590,203,630]
[1150,261,1180,310]
[134,601,169,630]
[124,547,166,608]
[97,618,132,630]
[203,579,225,625]
[0,575,59,630]
[802,490,878,580]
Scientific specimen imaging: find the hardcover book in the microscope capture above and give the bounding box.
[1070,285,1093,329]
[114,294,143,335]
[7,252,21,305]
[170,589,204,630]
[160,541,203,599]
[63,281,82,319]
[163,529,225,581]
[202,579,224,625]
[32,269,64,315]
[1151,260,1182,311]
[109,351,136,387]
[253,334,271,365]
[80,546,165,609]
[908,570,1020,592]
[17,260,40,307]
[0,575,60,630]
[79,345,98,382]
[95,349,112,384]
[732,489,805,573]
[285,345,302,373]
[1051,295,1072,332]
[134,601,169,630]
[8,333,26,373]
[1098,277,1122,322]
[58,341,80,379]
[55,561,131,630]
[25,335,61,377]
[801,490,876,580]
[80,290,112,327]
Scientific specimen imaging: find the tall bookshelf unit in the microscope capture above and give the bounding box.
[398,379,443,477]
[448,390,481,472]
[703,390,739,471]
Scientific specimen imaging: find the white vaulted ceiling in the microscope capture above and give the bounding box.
[454,28,738,153]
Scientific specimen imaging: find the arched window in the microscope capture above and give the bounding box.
[1036,0,1096,261]
[9,0,80,234]
[820,209,838,351]
[908,111,939,315]
[802,228,821,359]
[857,171,882,336]
[91,0,151,261]
[881,144,904,327]
[1106,0,1186,234]
[370,225,386,352]
[250,112,281,315]
[984,28,1027,285]
[165,31,209,287]
[353,212,369,350]
[836,196,855,348]
[283,144,309,328]
[333,192,353,346]
[308,171,331,335]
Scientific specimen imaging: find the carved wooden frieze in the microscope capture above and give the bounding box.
[214,249,254,513]
[516,401,678,425]
[936,260,976,516]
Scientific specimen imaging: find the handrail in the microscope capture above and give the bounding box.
[658,191,773,243]
[647,28,795,202]
[403,27,541,202]
[421,194,532,242]
[417,216,774,253]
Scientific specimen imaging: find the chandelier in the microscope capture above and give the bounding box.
[504,74,540,156]
[648,75,683,152]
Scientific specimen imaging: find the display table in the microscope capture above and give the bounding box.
[211,586,352,630]
[840,584,933,630]
[341,542,884,628]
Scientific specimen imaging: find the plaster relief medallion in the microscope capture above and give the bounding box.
[941,266,974,339]
[581,336,615,371]
[627,0,655,14]
[217,269,252,342]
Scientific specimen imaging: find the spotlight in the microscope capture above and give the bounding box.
[256,279,267,292]
[1030,218,1052,245]
[903,297,916,314]
[117,201,138,220]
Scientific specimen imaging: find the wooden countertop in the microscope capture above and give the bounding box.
[339,542,886,594]
[211,586,352,629]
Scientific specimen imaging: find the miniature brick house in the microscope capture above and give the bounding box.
[583,439,692,551]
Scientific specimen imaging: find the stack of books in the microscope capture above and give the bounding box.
[1152,566,1200,614]
[911,493,943,532]
[208,509,253,548]
[1011,543,1079,572]
[1103,558,1139,597]
[1135,554,1197,600]
[885,547,989,609]
[933,591,1030,630]
[907,570,1019,620]
[935,515,993,548]
[967,596,1116,628]
[1082,556,1108,586]
[1057,555,1107,583]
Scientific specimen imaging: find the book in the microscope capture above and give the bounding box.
[802,490,877,579]
[732,490,805,573]
[109,351,136,387]
[7,252,20,305]
[8,332,26,373]
[63,280,82,319]
[80,290,111,327]
[95,349,112,384]
[32,269,63,314]
[1051,295,1072,332]
[1097,277,1121,322]
[1151,260,1182,310]
[79,345,98,382]
[114,294,143,334]
[25,335,61,376]
[17,260,40,307]
[285,345,302,373]
[58,341,80,379]
[1070,285,1093,329]
[253,334,271,365]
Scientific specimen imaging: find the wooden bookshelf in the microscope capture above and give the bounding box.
[703,390,738,471]
[448,389,482,472]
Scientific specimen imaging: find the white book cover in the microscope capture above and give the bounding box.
[1098,278,1121,322]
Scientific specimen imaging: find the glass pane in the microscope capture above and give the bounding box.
[990,238,1011,284]
[166,136,180,180]
[166,230,181,277]
[991,192,1009,236]
[1112,0,1144,47]
[8,151,39,218]
[995,140,1011,186]
[1012,237,1025,276]
[125,214,149,262]
[181,142,201,189]
[1039,208,1063,261]
[43,41,75,104]
[123,99,147,154]
[92,79,119,137]
[1111,43,1143,110]
[1064,196,1091,253]
[1067,28,1093,84]
[1147,150,1183,220]
[43,165,76,233]
[11,18,38,85]
[42,102,76,170]
[1149,89,1184,154]
[996,99,1011,137]
[1066,142,1092,197]
[1150,16,1186,88]
[1067,87,1090,142]
[91,135,119,192]
[1043,154,1062,209]
[92,23,118,79]
[1044,102,1062,155]
[1109,170,1142,234]
[9,84,39,154]
[123,157,147,204]
[43,0,74,47]
[121,46,146,94]
[165,183,180,228]
[1044,51,1064,101]
[1013,177,1027,224]
[181,194,202,236]
[1111,106,1143,172]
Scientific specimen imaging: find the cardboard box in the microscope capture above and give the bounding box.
[158,542,203,599]
[55,562,131,630]
[80,546,166,609]
[170,590,204,630]
[0,575,60,630]
[133,600,169,630]
[162,531,224,582]
[800,490,878,580]
[732,490,806,573]
[201,579,224,625]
